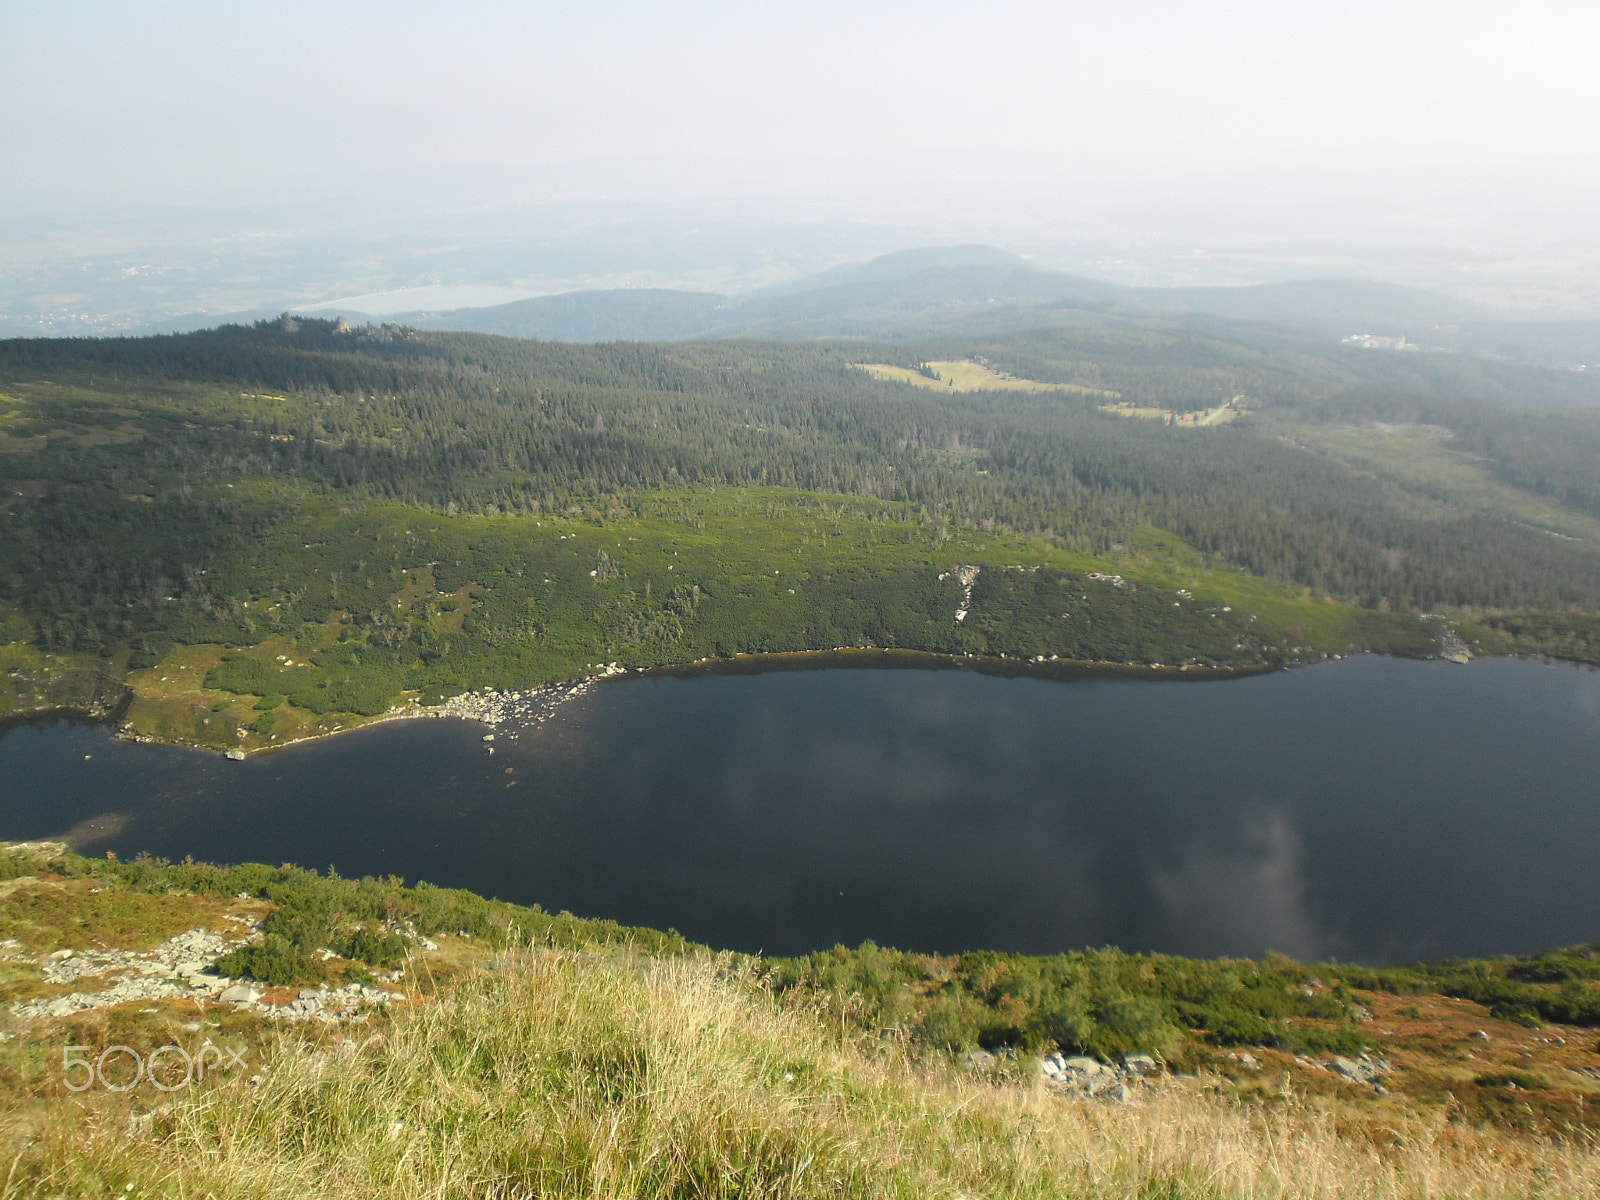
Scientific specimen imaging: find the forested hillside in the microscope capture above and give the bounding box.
[3,316,1599,751]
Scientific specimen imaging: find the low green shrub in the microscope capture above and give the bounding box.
[1474,1069,1549,1091]
[332,924,409,969]
[213,933,328,987]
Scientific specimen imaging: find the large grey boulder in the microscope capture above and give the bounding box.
[1330,1054,1390,1087]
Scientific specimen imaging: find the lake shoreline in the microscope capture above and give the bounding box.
[3,644,1445,758]
[114,676,611,760]
[645,646,1285,684]
[7,653,1597,965]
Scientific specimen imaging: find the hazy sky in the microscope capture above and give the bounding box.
[6,0,1598,219]
[4,0,1600,324]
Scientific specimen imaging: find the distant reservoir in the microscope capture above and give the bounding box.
[2,655,1597,963]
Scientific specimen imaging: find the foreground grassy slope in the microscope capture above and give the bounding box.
[4,844,1600,1198]
[25,953,1600,1200]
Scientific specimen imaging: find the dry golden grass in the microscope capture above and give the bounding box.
[7,950,1598,1199]
[0,644,110,722]
[121,617,372,754]
[854,361,1119,398]
[1100,400,1243,427]
[120,643,249,750]
[0,877,235,955]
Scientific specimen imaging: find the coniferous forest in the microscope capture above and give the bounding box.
[3,315,1599,751]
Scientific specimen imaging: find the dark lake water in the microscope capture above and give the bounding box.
[2,654,1598,963]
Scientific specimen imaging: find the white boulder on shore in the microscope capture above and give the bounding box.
[390,680,604,728]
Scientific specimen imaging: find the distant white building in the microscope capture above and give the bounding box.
[1341,333,1415,351]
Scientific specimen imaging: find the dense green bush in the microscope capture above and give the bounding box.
[1340,949,1600,1029]
[213,933,328,987]
[764,944,1365,1059]
[1507,948,1600,983]
[331,924,409,969]
[207,654,315,697]
[1475,1069,1550,1091]
[88,853,694,956]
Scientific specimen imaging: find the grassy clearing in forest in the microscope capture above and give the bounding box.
[1292,421,1600,549]
[854,359,1120,396]
[1101,398,1244,426]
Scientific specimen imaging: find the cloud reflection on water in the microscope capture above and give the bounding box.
[4,657,1599,961]
[1147,809,1333,962]
[1574,667,1600,725]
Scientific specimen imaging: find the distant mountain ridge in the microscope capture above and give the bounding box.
[323,245,1591,363]
[742,245,1049,297]
[406,289,729,342]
